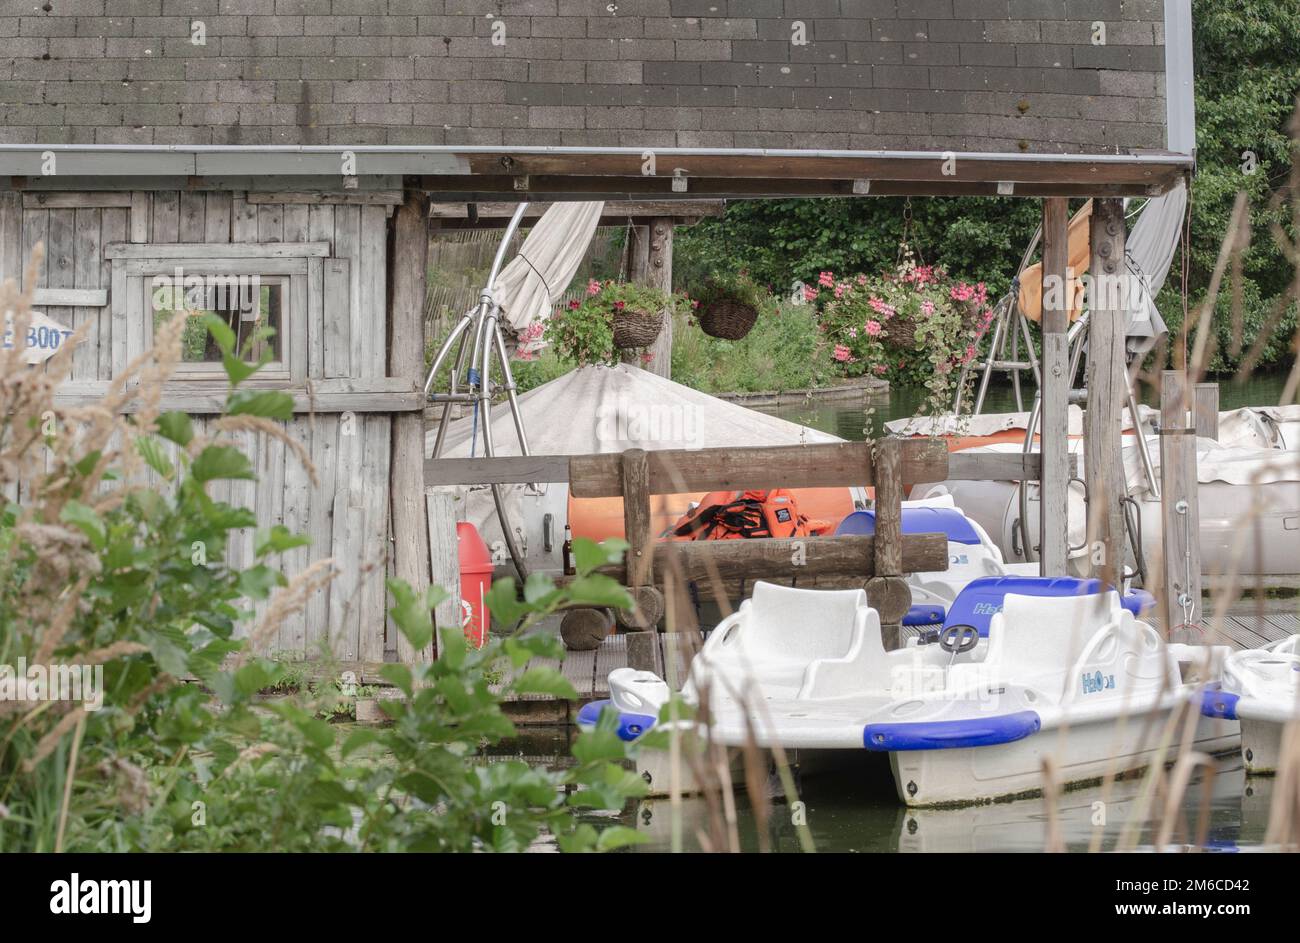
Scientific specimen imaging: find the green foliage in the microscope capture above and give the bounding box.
[671,295,836,394]
[545,278,691,366]
[692,269,768,311]
[0,313,647,853]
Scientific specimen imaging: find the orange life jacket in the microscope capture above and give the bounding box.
[669,489,830,541]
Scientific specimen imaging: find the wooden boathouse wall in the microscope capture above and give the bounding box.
[0,188,408,663]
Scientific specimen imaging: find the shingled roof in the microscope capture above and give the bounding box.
[0,0,1177,156]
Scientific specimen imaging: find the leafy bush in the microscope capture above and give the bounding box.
[545,278,690,366]
[0,258,645,853]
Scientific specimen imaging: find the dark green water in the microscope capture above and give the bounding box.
[761,372,1293,441]
[496,730,1272,853]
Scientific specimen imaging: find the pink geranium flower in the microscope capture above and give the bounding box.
[833,344,852,362]
[864,320,882,337]
[818,271,835,288]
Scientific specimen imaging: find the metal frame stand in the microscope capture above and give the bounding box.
[424,203,533,581]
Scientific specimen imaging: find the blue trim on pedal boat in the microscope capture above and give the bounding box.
[903,603,946,626]
[576,699,657,742]
[1199,685,1239,721]
[835,507,983,545]
[943,576,1155,638]
[862,710,1041,751]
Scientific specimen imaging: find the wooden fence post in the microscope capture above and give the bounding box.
[1084,198,1128,591]
[644,217,674,379]
[389,188,433,662]
[1038,197,1071,575]
[1194,382,1219,440]
[620,448,659,672]
[865,438,909,650]
[1160,371,1202,639]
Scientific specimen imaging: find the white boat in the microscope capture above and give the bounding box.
[834,494,1154,626]
[904,419,1300,585]
[580,577,1239,807]
[1202,635,1299,775]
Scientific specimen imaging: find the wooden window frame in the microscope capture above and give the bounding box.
[110,245,322,389]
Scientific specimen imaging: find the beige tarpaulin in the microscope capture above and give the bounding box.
[1017,199,1092,324]
[492,201,605,338]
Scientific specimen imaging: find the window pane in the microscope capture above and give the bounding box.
[151,279,283,364]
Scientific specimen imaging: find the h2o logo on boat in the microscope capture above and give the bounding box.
[1081,670,1115,695]
[971,602,1001,616]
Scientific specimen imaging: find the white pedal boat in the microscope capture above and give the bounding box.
[834,495,1155,626]
[580,577,1239,807]
[1201,634,1299,775]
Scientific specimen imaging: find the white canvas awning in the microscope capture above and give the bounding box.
[492,201,605,339]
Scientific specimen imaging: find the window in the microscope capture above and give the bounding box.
[106,241,329,387]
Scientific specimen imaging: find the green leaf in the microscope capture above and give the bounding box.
[60,500,106,549]
[564,573,633,610]
[191,445,255,483]
[255,525,311,557]
[156,411,193,447]
[510,666,578,700]
[386,579,447,653]
[379,663,413,698]
[571,537,627,575]
[238,564,283,601]
[202,313,236,354]
[136,436,174,479]
[595,826,648,852]
[483,577,528,627]
[228,389,294,420]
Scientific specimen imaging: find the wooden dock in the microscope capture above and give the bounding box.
[501,601,1299,725]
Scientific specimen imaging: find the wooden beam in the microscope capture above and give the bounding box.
[1084,198,1129,590]
[426,490,462,653]
[428,200,724,221]
[1038,197,1071,575]
[583,533,948,586]
[569,439,948,498]
[388,189,434,663]
[866,438,908,647]
[620,449,657,671]
[53,378,424,413]
[1194,383,1219,440]
[22,192,133,209]
[1159,370,1202,640]
[643,217,674,379]
[103,241,330,259]
[246,190,404,205]
[423,447,1072,488]
[30,288,108,307]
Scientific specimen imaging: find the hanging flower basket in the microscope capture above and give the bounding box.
[611,306,663,349]
[693,272,764,340]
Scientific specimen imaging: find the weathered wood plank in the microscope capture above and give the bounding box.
[1084,198,1128,590]
[128,191,149,243]
[103,241,330,259]
[358,417,391,664]
[582,533,948,585]
[247,190,405,205]
[204,191,232,243]
[151,190,179,244]
[178,190,205,242]
[1194,383,1219,440]
[23,191,134,209]
[30,287,108,307]
[643,218,673,378]
[426,490,460,658]
[98,205,126,380]
[0,192,21,286]
[359,204,387,378]
[323,256,351,379]
[333,205,361,381]
[21,206,48,290]
[305,414,338,656]
[569,439,948,498]
[1038,196,1071,575]
[231,192,259,245]
[71,208,102,381]
[45,208,76,379]
[1159,370,1202,638]
[282,203,310,244]
[389,191,433,663]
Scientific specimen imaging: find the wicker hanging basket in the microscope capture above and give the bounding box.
[611,307,663,349]
[699,296,758,340]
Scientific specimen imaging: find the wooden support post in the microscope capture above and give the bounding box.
[1160,371,1202,640]
[1038,197,1071,575]
[620,448,658,671]
[1194,382,1219,440]
[425,490,462,646]
[388,188,433,661]
[644,217,674,379]
[865,438,909,650]
[1084,198,1128,591]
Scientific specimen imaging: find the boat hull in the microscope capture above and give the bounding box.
[1241,717,1289,776]
[889,710,1239,807]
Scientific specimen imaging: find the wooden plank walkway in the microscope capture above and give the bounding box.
[501,603,1298,724]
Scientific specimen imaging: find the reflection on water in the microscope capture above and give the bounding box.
[761,373,1293,441]
[496,731,1275,853]
[629,755,1273,853]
